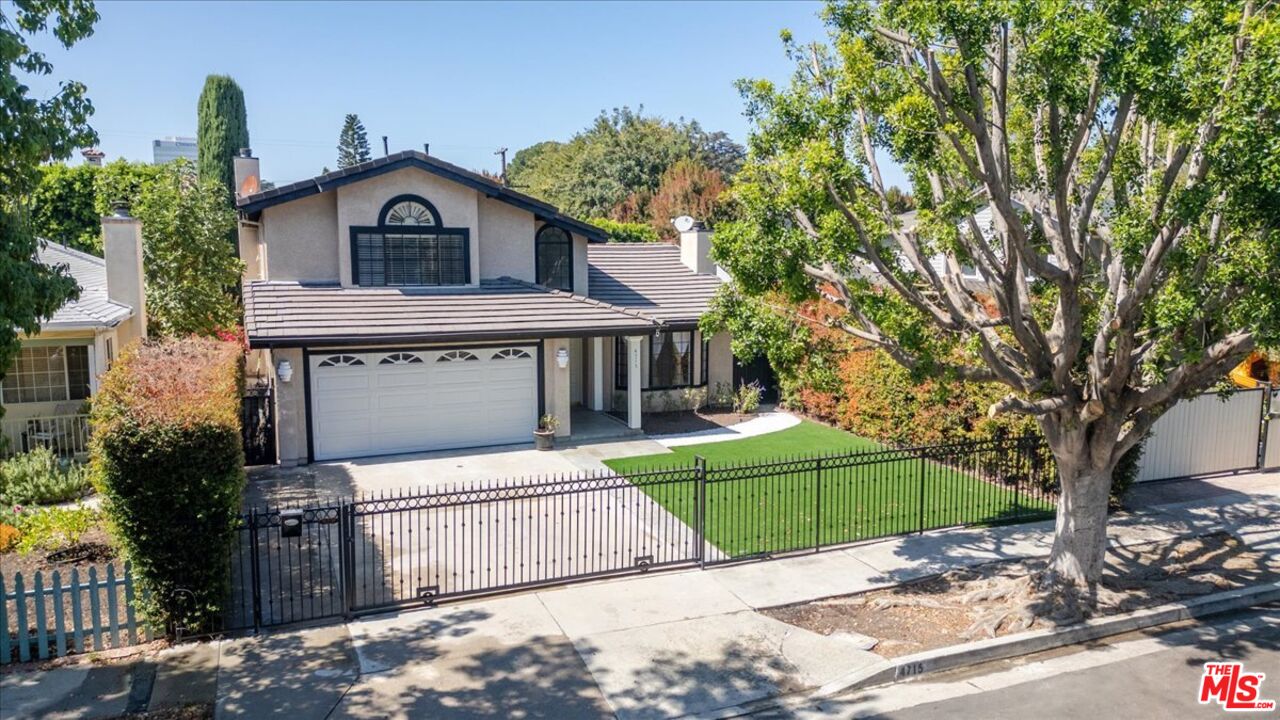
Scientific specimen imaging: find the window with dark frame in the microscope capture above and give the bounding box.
[352,196,469,287]
[701,336,709,386]
[650,330,694,389]
[536,225,573,291]
[615,337,629,390]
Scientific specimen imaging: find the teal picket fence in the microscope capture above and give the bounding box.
[1,562,154,664]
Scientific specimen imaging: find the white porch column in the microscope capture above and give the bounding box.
[625,335,643,429]
[591,337,604,411]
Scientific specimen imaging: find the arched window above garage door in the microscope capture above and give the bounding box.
[379,352,424,365]
[318,354,365,367]
[437,350,478,362]
[491,348,532,360]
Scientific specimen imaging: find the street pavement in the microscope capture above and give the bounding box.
[771,605,1280,719]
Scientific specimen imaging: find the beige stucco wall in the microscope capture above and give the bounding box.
[260,192,340,283]
[271,347,307,466]
[248,166,592,295]
[542,338,572,437]
[479,197,537,282]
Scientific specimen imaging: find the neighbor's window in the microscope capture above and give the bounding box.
[651,330,694,389]
[536,225,573,291]
[1,346,90,404]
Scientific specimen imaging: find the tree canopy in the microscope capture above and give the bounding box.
[712,0,1280,603]
[0,0,98,416]
[506,107,744,239]
[132,160,243,337]
[197,74,249,201]
[337,113,371,169]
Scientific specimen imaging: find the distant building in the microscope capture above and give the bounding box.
[152,136,198,165]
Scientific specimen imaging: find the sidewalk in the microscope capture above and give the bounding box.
[5,471,1277,720]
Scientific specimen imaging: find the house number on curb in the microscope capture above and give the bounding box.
[895,661,927,679]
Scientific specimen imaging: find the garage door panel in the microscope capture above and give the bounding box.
[310,346,539,461]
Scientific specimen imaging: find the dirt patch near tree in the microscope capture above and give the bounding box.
[763,532,1279,658]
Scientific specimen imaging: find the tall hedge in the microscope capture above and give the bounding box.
[91,337,245,632]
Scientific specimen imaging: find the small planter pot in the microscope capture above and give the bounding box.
[533,430,556,451]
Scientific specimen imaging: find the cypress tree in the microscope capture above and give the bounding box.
[337,114,372,169]
[197,75,249,202]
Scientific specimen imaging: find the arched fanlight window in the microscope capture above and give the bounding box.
[492,348,532,360]
[318,354,365,368]
[437,350,479,362]
[535,225,573,291]
[377,195,442,227]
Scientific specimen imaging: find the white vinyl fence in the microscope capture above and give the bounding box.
[1266,388,1279,470]
[1136,388,1267,483]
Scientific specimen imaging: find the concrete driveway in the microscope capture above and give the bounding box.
[240,436,704,615]
[245,436,671,507]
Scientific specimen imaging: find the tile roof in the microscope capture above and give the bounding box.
[36,242,133,330]
[235,150,608,242]
[243,278,659,348]
[587,244,723,326]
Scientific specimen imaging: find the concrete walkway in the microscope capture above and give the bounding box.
[654,410,801,448]
[5,471,1277,720]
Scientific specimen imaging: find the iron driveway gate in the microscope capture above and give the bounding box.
[345,468,702,613]
[224,436,1057,631]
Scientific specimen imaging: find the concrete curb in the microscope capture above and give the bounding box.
[696,580,1280,720]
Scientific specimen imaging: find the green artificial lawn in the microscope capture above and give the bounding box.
[603,420,1054,558]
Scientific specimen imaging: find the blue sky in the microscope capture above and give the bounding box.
[27,1,895,187]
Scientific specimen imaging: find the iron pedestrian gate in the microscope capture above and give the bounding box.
[223,436,1057,632]
[240,384,276,467]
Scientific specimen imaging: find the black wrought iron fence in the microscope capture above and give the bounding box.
[223,435,1057,632]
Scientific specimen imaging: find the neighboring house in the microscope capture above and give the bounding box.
[235,150,733,464]
[0,210,148,457]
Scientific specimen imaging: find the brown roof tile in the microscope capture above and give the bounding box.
[244,278,657,348]
[587,244,722,326]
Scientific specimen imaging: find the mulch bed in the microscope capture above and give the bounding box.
[642,409,760,436]
[2,527,126,662]
[764,531,1279,658]
[108,704,213,720]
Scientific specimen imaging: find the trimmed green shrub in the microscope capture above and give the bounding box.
[0,446,92,506]
[588,217,661,243]
[91,337,245,633]
[15,505,97,554]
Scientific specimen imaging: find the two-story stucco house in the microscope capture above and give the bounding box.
[235,150,733,465]
[1,208,148,457]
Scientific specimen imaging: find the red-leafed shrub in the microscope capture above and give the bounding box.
[91,337,244,632]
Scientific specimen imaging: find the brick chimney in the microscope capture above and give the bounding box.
[102,202,147,346]
[676,217,715,275]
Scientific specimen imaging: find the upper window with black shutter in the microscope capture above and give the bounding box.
[536,225,573,291]
[352,195,469,287]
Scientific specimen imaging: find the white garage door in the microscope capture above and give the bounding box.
[309,346,538,461]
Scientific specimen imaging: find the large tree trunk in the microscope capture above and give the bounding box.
[1045,460,1114,592]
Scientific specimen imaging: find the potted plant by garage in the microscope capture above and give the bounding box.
[534,413,559,451]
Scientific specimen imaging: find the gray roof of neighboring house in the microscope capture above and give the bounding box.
[36,242,133,330]
[235,150,609,242]
[242,278,659,348]
[586,244,723,327]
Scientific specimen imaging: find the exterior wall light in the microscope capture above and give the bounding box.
[277,359,294,383]
[556,347,570,369]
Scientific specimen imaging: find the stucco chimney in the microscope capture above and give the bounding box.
[102,202,147,346]
[233,148,260,198]
[676,217,715,275]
